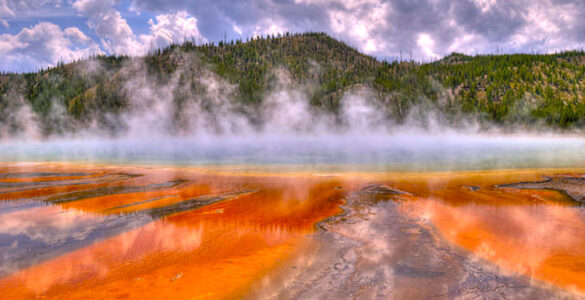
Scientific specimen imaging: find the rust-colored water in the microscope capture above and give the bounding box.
[395,170,585,296]
[2,164,585,298]
[0,163,347,299]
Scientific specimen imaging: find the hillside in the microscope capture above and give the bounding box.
[1,32,585,137]
[425,51,585,127]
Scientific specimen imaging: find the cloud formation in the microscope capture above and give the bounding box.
[0,0,69,27]
[2,0,585,71]
[73,0,205,55]
[130,0,585,59]
[0,22,102,72]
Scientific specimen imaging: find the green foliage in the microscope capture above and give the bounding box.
[420,50,585,127]
[1,33,585,135]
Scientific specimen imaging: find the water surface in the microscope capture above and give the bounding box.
[2,134,585,298]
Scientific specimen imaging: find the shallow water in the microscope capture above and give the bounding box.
[3,133,585,171]
[0,163,349,299]
[396,170,585,296]
[2,136,585,298]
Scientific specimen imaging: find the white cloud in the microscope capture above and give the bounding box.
[446,33,481,54]
[5,0,585,71]
[0,22,103,72]
[507,0,579,53]
[73,0,205,55]
[418,33,438,58]
[0,0,66,27]
[326,0,388,54]
[143,10,206,50]
[72,0,142,55]
[472,0,497,13]
[72,0,115,17]
[0,0,15,19]
[253,21,287,37]
[233,24,243,35]
[64,26,92,43]
[96,9,144,55]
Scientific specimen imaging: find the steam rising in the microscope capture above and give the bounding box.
[0,53,415,139]
[1,54,585,171]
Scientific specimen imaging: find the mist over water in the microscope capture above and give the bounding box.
[2,133,585,172]
[2,56,585,172]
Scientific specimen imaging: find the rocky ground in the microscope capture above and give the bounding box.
[499,175,585,203]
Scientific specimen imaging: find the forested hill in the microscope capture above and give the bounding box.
[1,32,585,137]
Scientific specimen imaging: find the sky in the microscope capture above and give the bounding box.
[1,0,585,72]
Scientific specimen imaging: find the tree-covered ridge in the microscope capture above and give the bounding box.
[1,32,585,137]
[149,32,381,109]
[423,51,585,127]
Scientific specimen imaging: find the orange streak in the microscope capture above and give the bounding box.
[0,165,346,299]
[5,164,585,298]
[400,170,585,295]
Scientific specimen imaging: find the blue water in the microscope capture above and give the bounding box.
[1,133,585,171]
